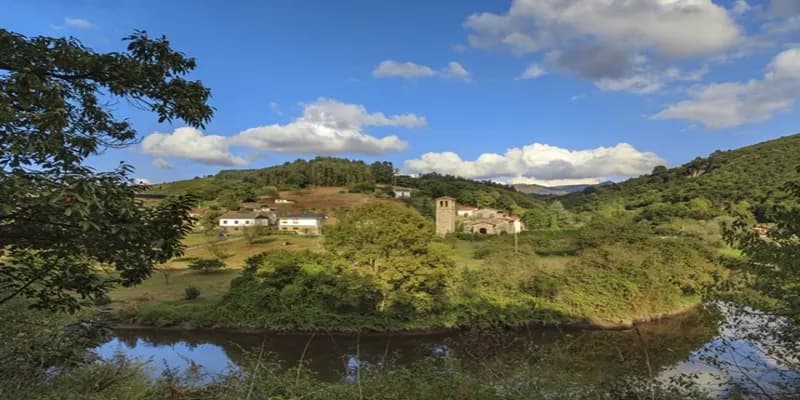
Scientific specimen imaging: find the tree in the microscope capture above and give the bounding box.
[324,202,452,313]
[0,29,213,311]
[188,258,226,273]
[547,201,572,229]
[369,161,394,184]
[723,167,800,394]
[241,225,269,245]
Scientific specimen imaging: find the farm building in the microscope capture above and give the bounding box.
[278,213,326,235]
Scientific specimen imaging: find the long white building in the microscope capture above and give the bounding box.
[278,213,326,235]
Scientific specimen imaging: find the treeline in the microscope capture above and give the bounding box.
[216,157,394,187]
[396,173,544,217]
[154,157,546,215]
[561,133,800,222]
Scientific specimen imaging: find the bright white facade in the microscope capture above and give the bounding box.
[393,187,412,198]
[457,207,477,217]
[278,213,326,235]
[219,211,270,230]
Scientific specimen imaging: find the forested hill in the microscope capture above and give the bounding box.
[559,133,800,220]
[151,157,544,210]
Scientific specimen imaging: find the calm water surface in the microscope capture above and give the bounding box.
[95,304,798,396]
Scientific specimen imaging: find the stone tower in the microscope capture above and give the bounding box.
[435,196,456,237]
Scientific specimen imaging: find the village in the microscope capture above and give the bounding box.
[186,187,525,238]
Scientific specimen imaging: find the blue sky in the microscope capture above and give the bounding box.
[4,0,800,185]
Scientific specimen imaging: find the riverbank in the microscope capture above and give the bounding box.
[112,300,702,335]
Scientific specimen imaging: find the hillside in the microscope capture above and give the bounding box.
[559,133,800,221]
[149,157,545,215]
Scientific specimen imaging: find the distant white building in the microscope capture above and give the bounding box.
[393,187,412,198]
[219,211,271,231]
[457,206,477,217]
[278,213,326,235]
[275,199,295,204]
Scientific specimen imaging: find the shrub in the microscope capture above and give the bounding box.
[188,257,226,273]
[118,302,139,321]
[472,247,491,259]
[93,295,112,306]
[184,286,201,300]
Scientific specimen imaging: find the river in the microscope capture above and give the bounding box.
[95,304,798,397]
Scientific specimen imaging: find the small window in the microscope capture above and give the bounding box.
[234,220,239,224]
[222,220,227,224]
[245,220,250,224]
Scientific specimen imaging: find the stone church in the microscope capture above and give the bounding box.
[435,196,524,237]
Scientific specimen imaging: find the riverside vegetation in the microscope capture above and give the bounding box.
[2,28,799,399]
[132,203,722,331]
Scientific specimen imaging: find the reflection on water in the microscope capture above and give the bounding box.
[95,304,798,396]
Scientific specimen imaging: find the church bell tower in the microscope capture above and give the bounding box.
[435,196,456,237]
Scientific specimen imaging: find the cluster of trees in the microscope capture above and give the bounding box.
[219,202,453,324]
[216,157,394,188]
[561,134,800,223]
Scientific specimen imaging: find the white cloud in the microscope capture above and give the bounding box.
[404,142,664,184]
[769,0,800,16]
[465,0,742,92]
[444,62,471,81]
[51,17,95,30]
[141,127,247,166]
[373,60,471,81]
[373,60,436,79]
[593,63,710,94]
[731,1,751,16]
[142,99,424,164]
[231,98,423,155]
[466,0,741,58]
[152,158,174,170]
[516,64,546,80]
[653,48,800,128]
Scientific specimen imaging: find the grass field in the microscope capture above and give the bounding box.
[110,234,325,308]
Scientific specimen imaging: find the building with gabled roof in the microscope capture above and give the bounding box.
[278,212,327,236]
[219,210,272,231]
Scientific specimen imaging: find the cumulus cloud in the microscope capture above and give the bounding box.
[373,60,436,79]
[516,64,546,80]
[653,48,800,128]
[141,127,247,166]
[141,99,423,164]
[404,142,664,185]
[769,0,800,16]
[152,158,173,170]
[51,17,95,30]
[443,62,471,81]
[373,60,471,81]
[465,0,742,92]
[231,98,423,155]
[731,1,751,16]
[466,0,741,58]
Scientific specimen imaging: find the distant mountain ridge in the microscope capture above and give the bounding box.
[513,182,613,197]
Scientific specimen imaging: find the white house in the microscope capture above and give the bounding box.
[275,199,295,204]
[393,187,412,198]
[219,211,271,230]
[278,213,326,235]
[457,206,478,217]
